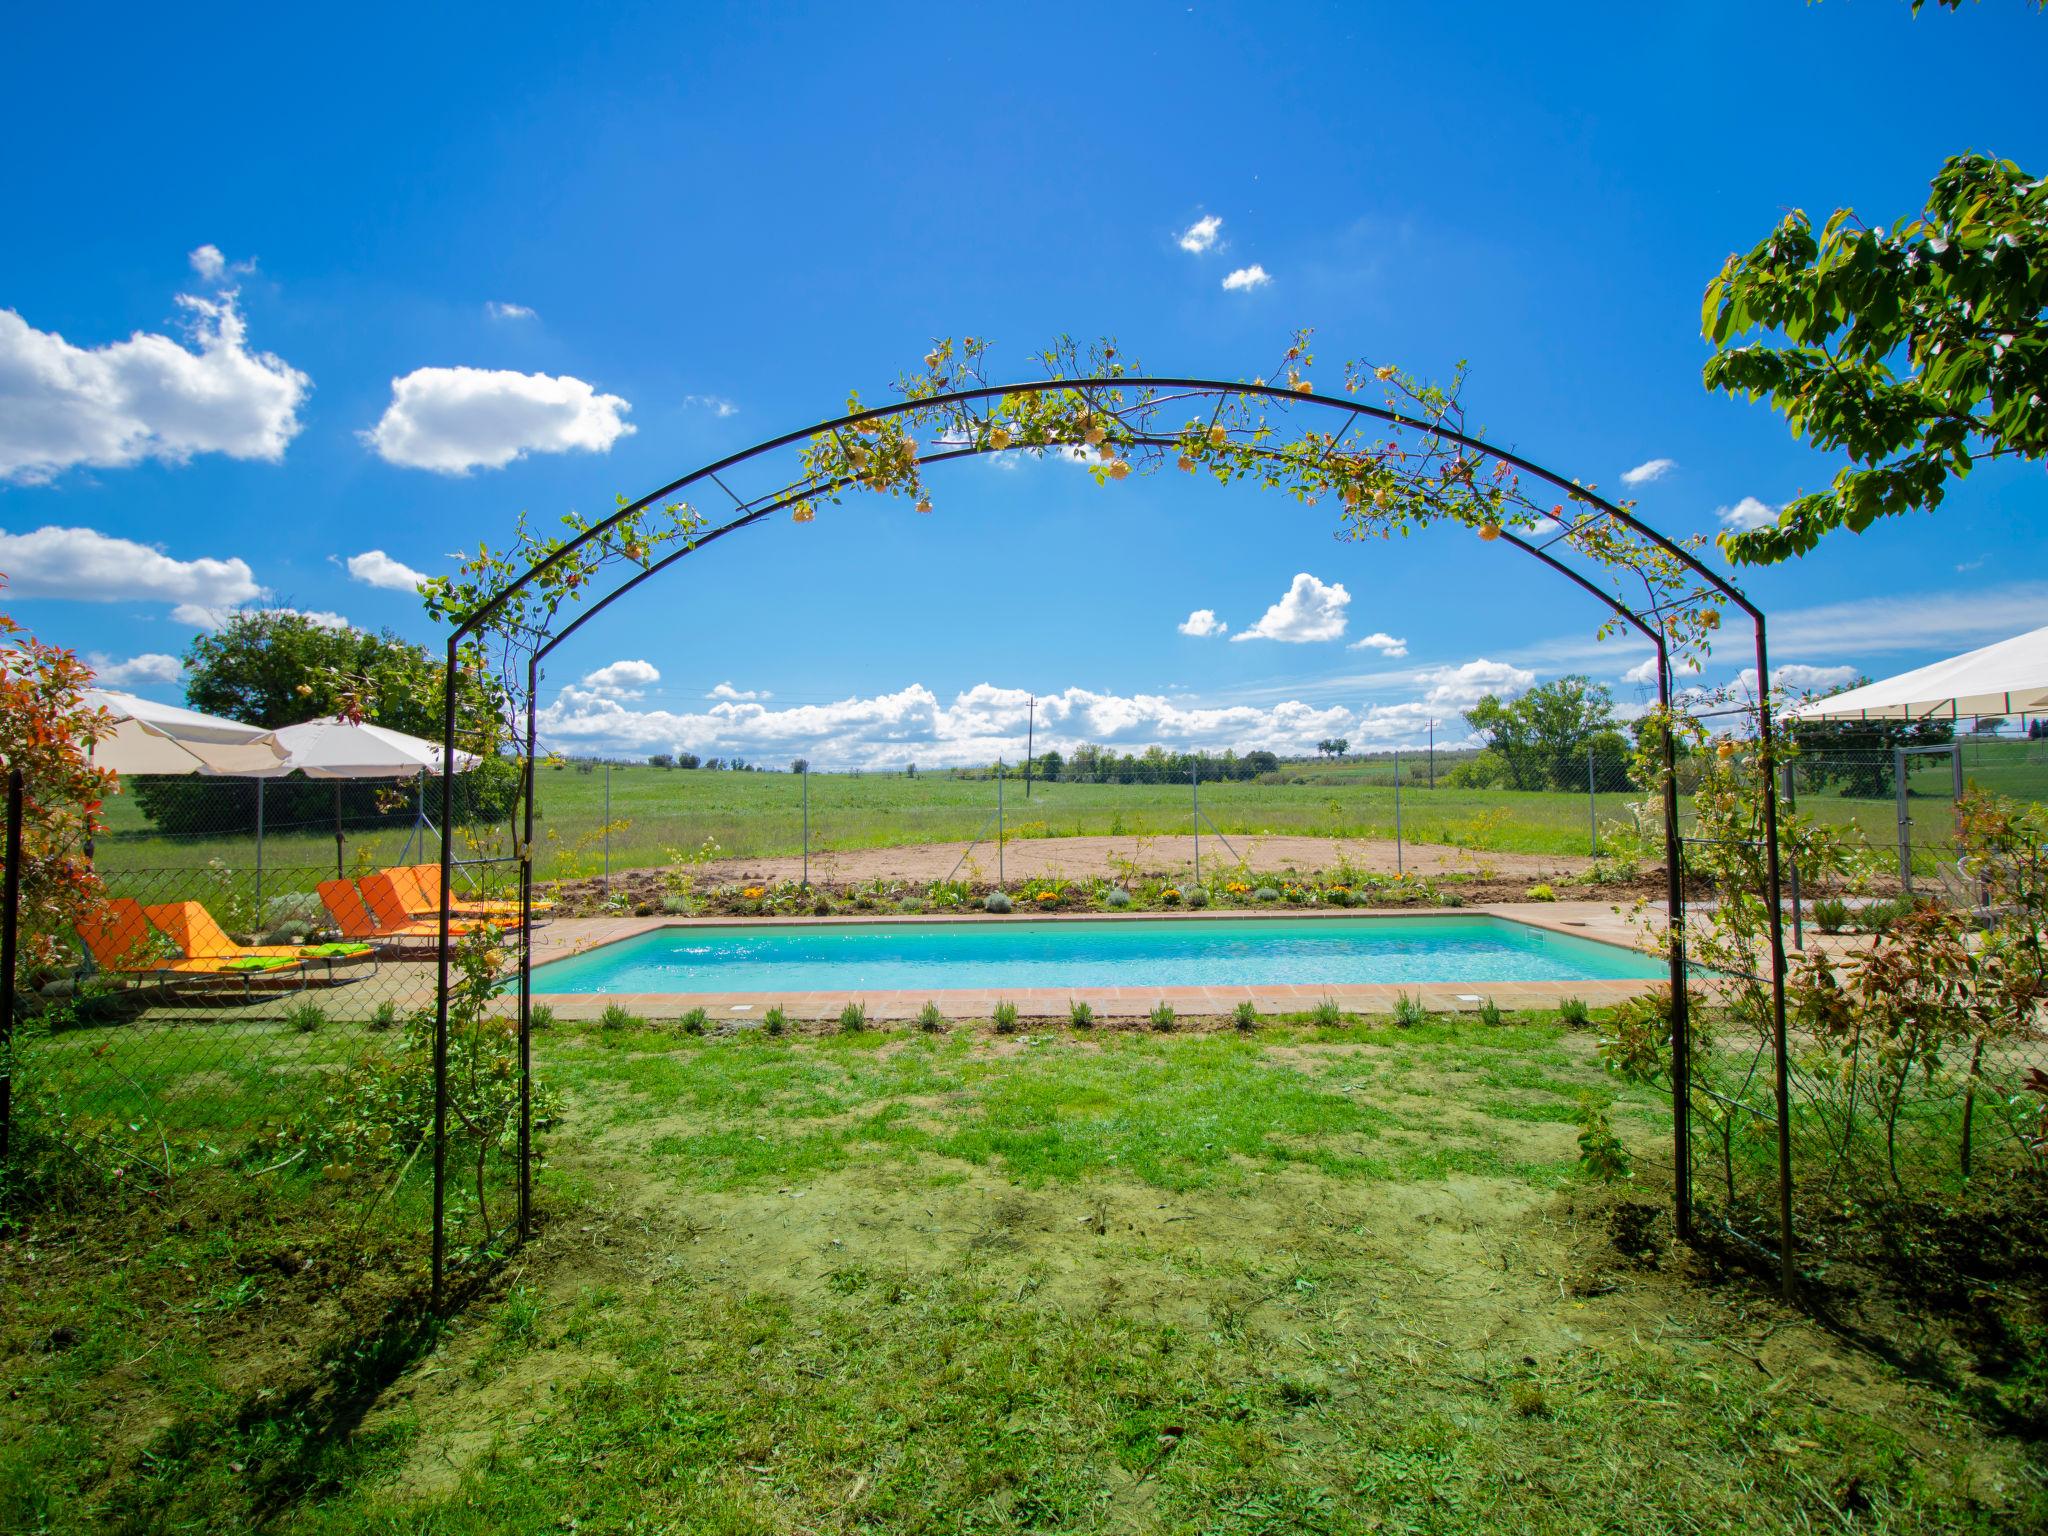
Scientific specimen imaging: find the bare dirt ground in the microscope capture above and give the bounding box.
[670,833,1591,889]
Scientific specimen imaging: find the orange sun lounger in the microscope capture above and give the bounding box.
[402,863,552,920]
[141,901,375,985]
[318,878,491,952]
[76,898,305,985]
[361,870,521,936]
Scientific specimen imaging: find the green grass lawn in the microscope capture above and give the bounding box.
[86,736,2048,886]
[8,1009,2038,1533]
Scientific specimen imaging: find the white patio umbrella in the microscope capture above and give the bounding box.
[1791,623,2048,723]
[82,689,286,776]
[244,717,484,875]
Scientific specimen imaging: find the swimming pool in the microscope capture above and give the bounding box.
[528,915,1664,996]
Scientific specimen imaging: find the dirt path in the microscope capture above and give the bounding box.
[678,833,1592,889]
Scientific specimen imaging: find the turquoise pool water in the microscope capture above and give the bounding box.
[529,916,1664,995]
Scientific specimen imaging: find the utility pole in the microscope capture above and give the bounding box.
[1427,719,1435,789]
[1024,696,1035,799]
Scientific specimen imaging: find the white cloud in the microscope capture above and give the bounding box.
[538,680,1359,769]
[1412,658,1536,709]
[1221,264,1271,292]
[682,393,738,418]
[1956,556,1986,573]
[581,659,660,699]
[1349,631,1408,658]
[1178,608,1227,637]
[1231,573,1349,644]
[0,525,262,610]
[361,366,634,473]
[1769,581,2048,657]
[344,549,429,592]
[1716,496,1778,532]
[1177,215,1223,254]
[1622,654,1704,687]
[0,285,309,484]
[174,604,350,633]
[708,681,770,701]
[90,652,182,687]
[189,244,227,282]
[1345,658,1536,746]
[1733,663,1861,698]
[484,301,537,322]
[1621,457,1675,487]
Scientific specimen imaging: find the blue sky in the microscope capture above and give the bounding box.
[4,1,2044,768]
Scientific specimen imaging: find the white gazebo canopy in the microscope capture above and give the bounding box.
[83,689,287,776]
[247,716,482,779]
[1791,623,2048,723]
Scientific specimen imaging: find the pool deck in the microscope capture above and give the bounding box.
[512,900,1717,1023]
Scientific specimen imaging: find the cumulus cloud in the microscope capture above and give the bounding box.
[1621,457,1675,487]
[1221,264,1271,292]
[1231,573,1349,644]
[1733,663,1861,698]
[174,603,350,633]
[682,393,738,418]
[0,280,309,484]
[1413,658,1537,709]
[484,301,537,321]
[708,681,770,701]
[1716,496,1778,533]
[0,525,263,612]
[344,549,428,592]
[581,659,660,699]
[1177,215,1223,253]
[539,680,1360,769]
[362,366,634,473]
[1349,631,1408,658]
[1178,608,1227,637]
[89,652,182,687]
[1622,654,1704,687]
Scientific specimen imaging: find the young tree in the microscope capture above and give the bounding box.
[1702,152,2046,565]
[647,753,674,768]
[0,597,116,981]
[1463,676,1626,792]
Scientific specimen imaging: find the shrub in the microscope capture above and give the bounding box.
[680,1006,709,1035]
[1392,992,1427,1028]
[1558,996,1592,1027]
[529,1004,557,1031]
[813,897,833,916]
[992,1000,1019,1034]
[1068,998,1095,1029]
[838,1000,869,1033]
[918,1000,945,1032]
[262,892,325,930]
[1182,886,1209,909]
[1575,1096,1633,1181]
[599,1002,641,1031]
[1149,1001,1177,1032]
[1326,887,1352,908]
[1160,886,1182,906]
[1477,998,1503,1027]
[1232,999,1258,1031]
[285,1001,325,1034]
[368,1000,401,1032]
[1811,896,1851,934]
[1310,997,1342,1027]
[1254,886,1281,903]
[1104,887,1133,909]
[1526,883,1558,902]
[899,896,928,915]
[984,891,1013,914]
[660,894,693,915]
[763,1006,789,1036]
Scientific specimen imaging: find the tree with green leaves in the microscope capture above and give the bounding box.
[1703,152,2045,565]
[1463,676,1629,792]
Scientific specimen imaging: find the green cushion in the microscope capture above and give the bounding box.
[298,943,373,958]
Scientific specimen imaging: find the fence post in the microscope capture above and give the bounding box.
[1,768,21,1165]
[802,763,810,889]
[1191,762,1200,885]
[254,776,266,916]
[1782,761,1803,951]
[996,759,1005,890]
[1587,744,1599,857]
[603,762,612,896]
[1895,745,1911,894]
[1393,749,1403,877]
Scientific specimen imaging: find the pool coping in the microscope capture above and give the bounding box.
[520,902,1670,1022]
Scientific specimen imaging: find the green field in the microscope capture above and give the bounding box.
[86,739,2048,887]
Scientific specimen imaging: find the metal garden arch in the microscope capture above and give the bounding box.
[427,374,1795,1306]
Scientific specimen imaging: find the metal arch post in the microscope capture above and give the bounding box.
[431,637,459,1311]
[1658,642,1693,1240]
[1752,617,1796,1299]
[518,657,539,1243]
